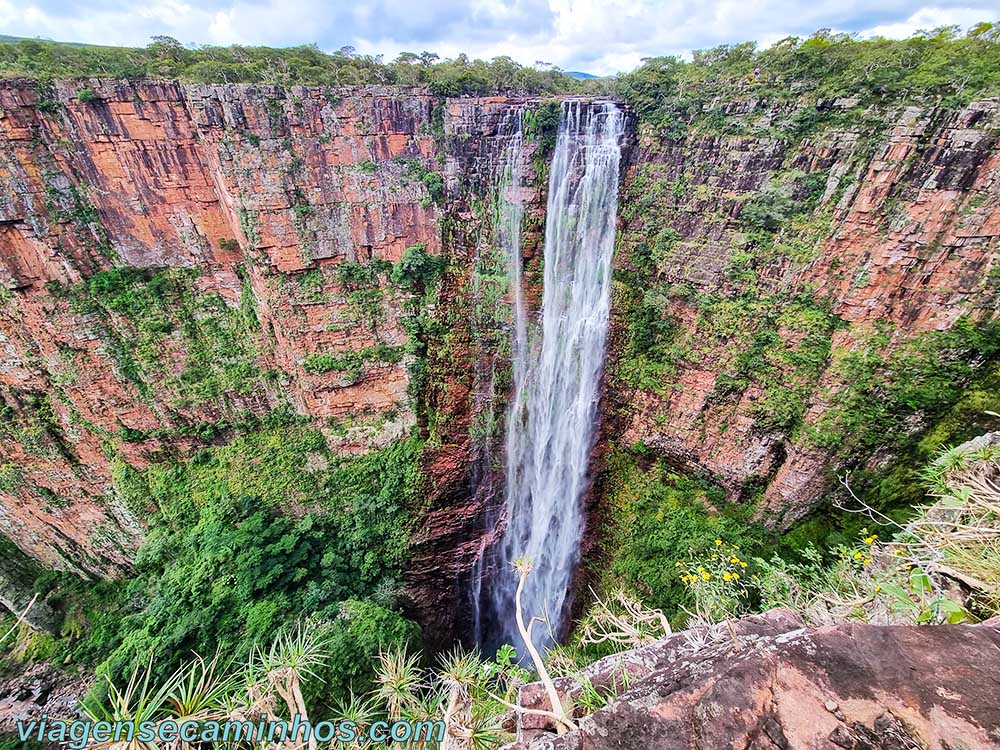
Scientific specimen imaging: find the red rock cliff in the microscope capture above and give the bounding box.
[603,98,1000,529]
[0,80,533,586]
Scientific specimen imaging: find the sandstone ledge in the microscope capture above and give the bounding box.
[513,610,1000,749]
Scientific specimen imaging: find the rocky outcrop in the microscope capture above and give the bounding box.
[605,98,1000,528]
[512,609,1000,749]
[0,663,89,736]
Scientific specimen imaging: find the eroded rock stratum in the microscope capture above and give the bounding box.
[513,610,1000,749]
[1,80,998,642]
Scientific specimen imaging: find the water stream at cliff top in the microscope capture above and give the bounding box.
[480,100,626,650]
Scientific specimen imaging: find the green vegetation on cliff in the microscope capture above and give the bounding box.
[49,266,266,407]
[4,425,424,709]
[597,446,770,621]
[0,36,580,94]
[619,24,1000,135]
[602,25,1000,632]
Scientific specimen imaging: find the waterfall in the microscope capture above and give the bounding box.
[480,100,626,650]
[470,109,527,645]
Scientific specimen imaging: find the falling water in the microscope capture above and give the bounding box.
[481,100,626,649]
[470,109,527,645]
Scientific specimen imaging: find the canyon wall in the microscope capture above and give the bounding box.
[2,79,999,643]
[601,97,1000,537]
[0,80,499,580]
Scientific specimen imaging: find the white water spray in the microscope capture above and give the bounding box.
[486,100,626,647]
[470,109,527,644]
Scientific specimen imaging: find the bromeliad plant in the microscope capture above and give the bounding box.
[77,621,333,750]
[908,438,1000,614]
[366,642,531,750]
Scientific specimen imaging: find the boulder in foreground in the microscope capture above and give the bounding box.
[513,609,1000,749]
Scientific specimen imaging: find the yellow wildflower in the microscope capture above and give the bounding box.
[732,573,740,581]
[701,572,711,580]
[715,539,723,546]
[740,561,748,568]
[853,552,863,560]
[723,572,732,582]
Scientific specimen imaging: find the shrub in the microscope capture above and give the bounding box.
[524,100,562,155]
[421,171,444,204]
[302,343,404,378]
[677,539,752,622]
[391,243,445,291]
[0,463,23,493]
[304,600,421,707]
[599,447,770,622]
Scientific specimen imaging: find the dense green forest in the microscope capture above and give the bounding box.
[619,22,1000,124]
[0,36,581,95]
[1,23,998,104]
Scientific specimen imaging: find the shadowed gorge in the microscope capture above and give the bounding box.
[1,27,1000,750]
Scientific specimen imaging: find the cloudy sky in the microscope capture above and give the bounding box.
[0,0,996,75]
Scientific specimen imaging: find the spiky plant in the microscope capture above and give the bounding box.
[374,647,426,720]
[325,691,380,750]
[464,705,508,750]
[80,656,179,750]
[401,688,448,749]
[438,648,484,692]
[331,690,380,727]
[253,621,331,750]
[165,651,238,722]
[257,620,330,684]
[910,440,1000,612]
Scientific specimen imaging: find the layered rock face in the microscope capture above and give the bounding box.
[605,99,1000,528]
[0,80,526,585]
[2,80,999,646]
[408,96,550,645]
[513,609,1000,749]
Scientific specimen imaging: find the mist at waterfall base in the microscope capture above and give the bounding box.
[473,101,626,655]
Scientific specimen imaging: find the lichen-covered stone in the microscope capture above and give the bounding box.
[511,609,1000,750]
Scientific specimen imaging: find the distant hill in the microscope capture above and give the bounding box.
[0,34,88,46]
[565,71,598,80]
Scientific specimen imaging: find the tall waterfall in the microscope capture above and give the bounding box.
[481,100,626,649]
[470,110,526,645]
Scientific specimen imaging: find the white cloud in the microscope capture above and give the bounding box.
[860,6,992,38]
[0,0,996,75]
